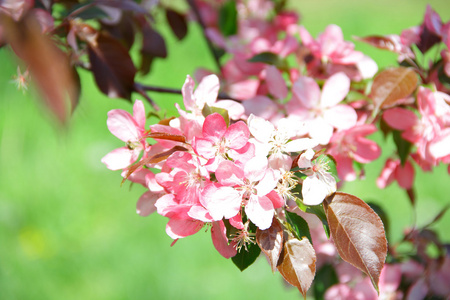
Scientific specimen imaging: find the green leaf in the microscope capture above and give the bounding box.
[218,1,238,37]
[307,205,331,239]
[202,104,230,126]
[285,210,312,244]
[393,130,412,166]
[248,52,280,65]
[231,241,261,271]
[313,264,339,300]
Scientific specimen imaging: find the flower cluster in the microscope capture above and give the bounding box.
[102,75,336,258]
[101,0,450,297]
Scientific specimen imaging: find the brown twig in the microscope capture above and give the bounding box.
[186,0,223,73]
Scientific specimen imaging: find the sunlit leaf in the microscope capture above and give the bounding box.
[256,217,284,272]
[323,192,387,293]
[370,67,418,109]
[354,35,398,52]
[277,236,316,298]
[143,132,186,143]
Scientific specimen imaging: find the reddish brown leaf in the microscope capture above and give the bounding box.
[93,0,148,14]
[137,16,167,74]
[166,8,188,40]
[122,145,188,183]
[85,30,137,100]
[370,67,418,109]
[2,13,79,124]
[323,192,387,292]
[277,236,316,298]
[143,132,186,143]
[256,217,284,272]
[354,35,398,52]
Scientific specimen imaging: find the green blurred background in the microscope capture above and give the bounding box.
[1,1,450,299]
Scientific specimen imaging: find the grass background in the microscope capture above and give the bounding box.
[0,1,449,299]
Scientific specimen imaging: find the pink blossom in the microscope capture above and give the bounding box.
[203,157,279,229]
[298,149,337,205]
[192,113,251,171]
[289,72,356,145]
[383,87,450,164]
[299,24,378,80]
[247,114,318,160]
[328,124,381,181]
[101,100,148,170]
[377,158,415,190]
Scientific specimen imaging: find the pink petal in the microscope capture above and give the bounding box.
[266,190,285,209]
[229,213,244,229]
[265,65,288,99]
[107,109,139,142]
[224,121,250,149]
[429,129,450,159]
[335,155,356,181]
[211,221,237,258]
[132,100,146,130]
[202,113,227,141]
[136,191,159,216]
[216,160,245,186]
[324,283,352,300]
[188,205,213,222]
[292,76,320,109]
[195,74,220,106]
[256,169,278,196]
[242,95,279,120]
[247,114,274,143]
[302,174,335,205]
[320,72,350,108]
[244,156,268,182]
[101,147,137,170]
[285,138,319,153]
[166,218,204,239]
[323,105,357,130]
[379,264,402,293]
[245,195,274,230]
[181,75,196,111]
[308,118,334,145]
[213,100,245,120]
[353,137,381,163]
[383,108,418,130]
[395,160,414,189]
[376,159,398,189]
[201,183,241,220]
[192,137,215,159]
[320,25,344,57]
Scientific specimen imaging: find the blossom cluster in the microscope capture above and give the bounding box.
[101,0,450,297]
[102,75,337,257]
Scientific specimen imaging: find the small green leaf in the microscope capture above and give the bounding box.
[393,130,412,166]
[202,104,230,126]
[231,241,261,271]
[307,205,331,239]
[248,52,280,65]
[218,1,238,37]
[285,210,312,244]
